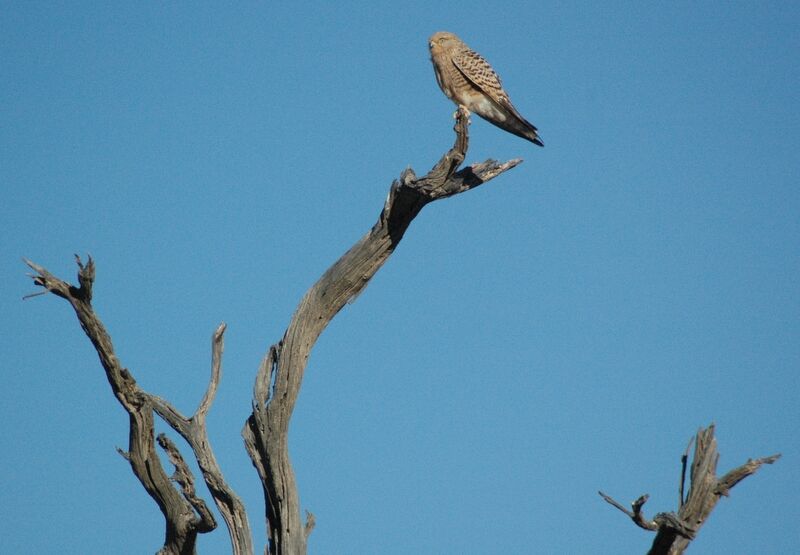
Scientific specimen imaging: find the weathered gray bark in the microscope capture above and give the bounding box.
[600,424,780,554]
[241,108,521,555]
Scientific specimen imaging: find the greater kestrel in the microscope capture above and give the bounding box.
[429,31,544,147]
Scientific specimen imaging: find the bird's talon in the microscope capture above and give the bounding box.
[453,106,471,124]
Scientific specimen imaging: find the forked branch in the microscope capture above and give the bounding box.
[24,257,250,554]
[151,324,254,555]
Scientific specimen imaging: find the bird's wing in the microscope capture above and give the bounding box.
[449,42,543,145]
[451,48,509,105]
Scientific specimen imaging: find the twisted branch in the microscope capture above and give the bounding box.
[242,108,522,555]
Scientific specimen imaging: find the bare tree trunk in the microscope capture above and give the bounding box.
[241,108,521,554]
[600,424,780,554]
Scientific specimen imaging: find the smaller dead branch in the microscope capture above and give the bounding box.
[600,424,780,555]
[24,256,250,554]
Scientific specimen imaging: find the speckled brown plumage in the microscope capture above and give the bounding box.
[429,31,543,146]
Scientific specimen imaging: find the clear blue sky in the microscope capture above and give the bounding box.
[3,3,798,553]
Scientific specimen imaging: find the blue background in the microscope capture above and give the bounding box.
[2,3,798,553]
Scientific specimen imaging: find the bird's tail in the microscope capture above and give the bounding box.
[519,124,543,147]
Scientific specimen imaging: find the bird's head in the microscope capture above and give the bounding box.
[429,31,461,53]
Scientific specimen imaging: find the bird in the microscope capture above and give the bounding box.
[429,31,543,147]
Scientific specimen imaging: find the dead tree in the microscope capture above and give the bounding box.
[600,424,780,554]
[25,109,517,554]
[25,111,779,554]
